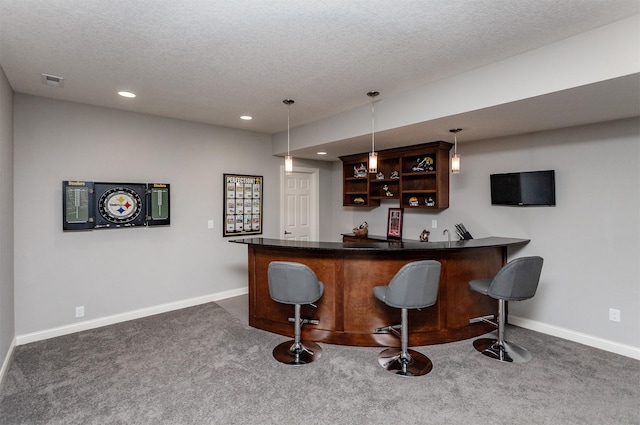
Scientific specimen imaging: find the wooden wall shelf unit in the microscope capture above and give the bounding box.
[340,141,453,209]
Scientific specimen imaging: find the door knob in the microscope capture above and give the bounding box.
[284,231,292,235]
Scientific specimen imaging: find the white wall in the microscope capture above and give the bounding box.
[332,118,640,354]
[12,95,291,337]
[0,67,15,376]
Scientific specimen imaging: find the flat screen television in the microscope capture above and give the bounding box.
[490,170,556,206]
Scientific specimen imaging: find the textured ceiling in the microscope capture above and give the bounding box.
[1,0,639,152]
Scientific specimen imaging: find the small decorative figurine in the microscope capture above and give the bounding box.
[409,196,419,207]
[353,163,367,178]
[352,221,368,237]
[425,196,435,207]
[412,156,434,172]
[376,171,385,180]
[353,197,365,204]
[382,185,393,197]
[419,229,430,242]
[390,171,400,179]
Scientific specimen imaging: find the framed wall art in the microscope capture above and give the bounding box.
[223,174,263,237]
[62,180,170,231]
[387,207,403,240]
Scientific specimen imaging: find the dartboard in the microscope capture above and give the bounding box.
[98,186,143,224]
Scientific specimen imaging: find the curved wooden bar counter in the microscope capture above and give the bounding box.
[232,236,529,347]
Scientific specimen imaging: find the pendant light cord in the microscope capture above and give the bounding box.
[283,99,295,156]
[367,91,379,153]
[450,128,462,154]
[371,102,375,152]
[287,105,290,156]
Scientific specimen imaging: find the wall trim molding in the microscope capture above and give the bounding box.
[0,337,16,387]
[12,291,638,361]
[15,287,248,346]
[509,315,640,360]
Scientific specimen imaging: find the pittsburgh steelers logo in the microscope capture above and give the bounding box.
[98,187,143,224]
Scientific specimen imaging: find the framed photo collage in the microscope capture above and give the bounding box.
[223,174,263,237]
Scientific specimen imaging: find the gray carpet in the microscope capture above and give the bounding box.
[1,302,638,424]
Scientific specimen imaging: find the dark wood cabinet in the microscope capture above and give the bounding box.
[341,153,374,207]
[340,141,453,209]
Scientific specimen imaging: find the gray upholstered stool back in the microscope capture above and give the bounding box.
[486,256,544,301]
[375,260,441,309]
[268,261,324,305]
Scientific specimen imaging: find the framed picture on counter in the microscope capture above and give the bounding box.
[387,207,403,240]
[223,173,263,237]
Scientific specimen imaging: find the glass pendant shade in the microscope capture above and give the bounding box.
[284,155,293,175]
[368,151,378,174]
[451,153,460,174]
[450,128,462,174]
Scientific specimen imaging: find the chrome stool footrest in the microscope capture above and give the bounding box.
[375,323,402,338]
[468,314,496,325]
[288,317,320,325]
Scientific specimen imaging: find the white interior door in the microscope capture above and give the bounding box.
[280,167,319,241]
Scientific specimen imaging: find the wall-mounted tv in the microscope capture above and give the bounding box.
[490,170,556,206]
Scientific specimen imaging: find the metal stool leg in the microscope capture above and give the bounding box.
[273,304,322,365]
[473,299,532,363]
[377,308,433,376]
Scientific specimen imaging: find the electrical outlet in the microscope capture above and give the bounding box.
[208,220,214,229]
[75,306,84,318]
[609,308,620,323]
[431,220,437,229]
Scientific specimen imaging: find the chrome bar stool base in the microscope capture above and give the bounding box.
[473,338,532,363]
[273,340,322,365]
[377,348,433,376]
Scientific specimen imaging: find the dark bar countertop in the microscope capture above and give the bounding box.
[230,235,530,252]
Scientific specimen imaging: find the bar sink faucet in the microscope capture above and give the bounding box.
[443,229,451,248]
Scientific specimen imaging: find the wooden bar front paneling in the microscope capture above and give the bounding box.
[236,237,528,347]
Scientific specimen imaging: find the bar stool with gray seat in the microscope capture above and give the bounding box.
[373,260,441,376]
[469,256,544,363]
[268,261,324,365]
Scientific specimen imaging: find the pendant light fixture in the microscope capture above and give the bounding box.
[450,128,462,174]
[283,99,295,175]
[367,91,380,173]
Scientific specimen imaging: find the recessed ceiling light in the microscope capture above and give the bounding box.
[118,91,136,98]
[317,151,327,155]
[240,115,253,120]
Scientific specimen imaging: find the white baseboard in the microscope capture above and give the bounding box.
[509,315,640,360]
[15,287,248,346]
[11,292,638,361]
[0,337,16,387]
